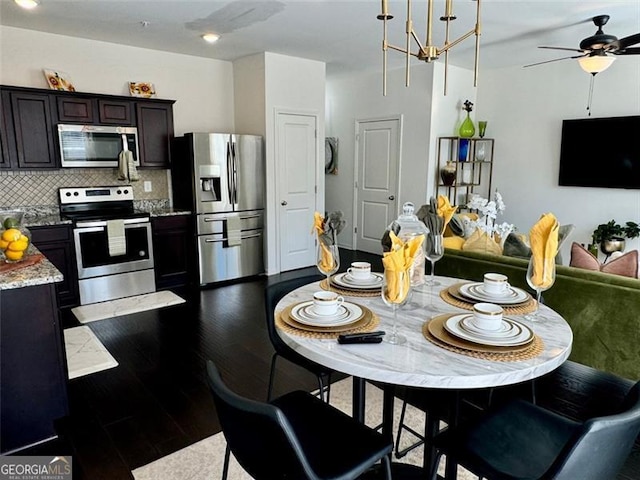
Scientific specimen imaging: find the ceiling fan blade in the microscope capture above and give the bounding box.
[539,46,585,53]
[523,55,584,68]
[613,47,640,55]
[613,32,640,50]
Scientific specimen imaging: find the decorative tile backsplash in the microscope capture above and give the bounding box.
[0,169,170,208]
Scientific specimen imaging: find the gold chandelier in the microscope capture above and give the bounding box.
[378,0,482,95]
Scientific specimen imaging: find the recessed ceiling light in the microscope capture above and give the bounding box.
[202,33,220,44]
[14,0,39,9]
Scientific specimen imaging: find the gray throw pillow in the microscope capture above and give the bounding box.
[503,224,575,264]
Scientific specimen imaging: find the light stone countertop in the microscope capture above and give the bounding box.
[0,245,63,291]
[276,276,573,390]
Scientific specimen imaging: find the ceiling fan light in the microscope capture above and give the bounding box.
[14,0,39,9]
[578,55,616,74]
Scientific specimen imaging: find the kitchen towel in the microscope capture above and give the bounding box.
[117,150,129,181]
[107,219,127,256]
[117,150,139,182]
[226,216,242,247]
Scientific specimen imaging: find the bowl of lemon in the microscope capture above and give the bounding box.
[0,212,30,263]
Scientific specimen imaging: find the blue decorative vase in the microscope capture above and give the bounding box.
[458,139,470,162]
[459,112,475,138]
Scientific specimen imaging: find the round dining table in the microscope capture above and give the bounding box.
[275,275,573,477]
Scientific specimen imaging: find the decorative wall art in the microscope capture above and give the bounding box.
[325,137,338,174]
[129,82,156,98]
[43,69,75,92]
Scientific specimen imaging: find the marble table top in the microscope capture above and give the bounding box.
[276,276,573,390]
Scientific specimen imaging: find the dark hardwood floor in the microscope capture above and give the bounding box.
[15,249,640,479]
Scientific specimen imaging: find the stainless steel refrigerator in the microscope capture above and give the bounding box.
[172,133,264,285]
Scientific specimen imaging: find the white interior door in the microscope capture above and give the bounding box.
[277,113,318,272]
[355,117,401,254]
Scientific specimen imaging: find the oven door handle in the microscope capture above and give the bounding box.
[74,218,150,229]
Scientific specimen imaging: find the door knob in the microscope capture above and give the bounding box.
[281,200,288,206]
[388,195,395,201]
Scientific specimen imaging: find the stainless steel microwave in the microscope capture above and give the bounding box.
[58,124,140,168]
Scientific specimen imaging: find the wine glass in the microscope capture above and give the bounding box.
[524,256,556,321]
[381,270,412,345]
[424,234,444,287]
[317,241,340,290]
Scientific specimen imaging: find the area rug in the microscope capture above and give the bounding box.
[132,378,475,480]
[71,290,186,324]
[64,326,118,379]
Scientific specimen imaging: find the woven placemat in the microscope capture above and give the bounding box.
[276,304,380,339]
[320,278,381,298]
[423,314,544,361]
[440,283,537,315]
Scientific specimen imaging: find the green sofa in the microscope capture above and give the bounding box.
[438,249,640,381]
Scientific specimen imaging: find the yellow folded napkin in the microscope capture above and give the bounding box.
[313,212,334,271]
[436,195,458,234]
[529,213,559,288]
[382,232,424,302]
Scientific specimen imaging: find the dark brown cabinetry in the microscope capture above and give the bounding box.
[0,282,68,453]
[30,225,79,308]
[136,101,174,168]
[152,215,193,289]
[99,99,132,125]
[1,89,58,169]
[56,96,94,123]
[55,95,133,125]
[0,85,174,169]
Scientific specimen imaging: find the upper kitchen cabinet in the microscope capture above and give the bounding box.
[136,100,175,168]
[55,95,133,125]
[0,85,174,169]
[1,89,58,169]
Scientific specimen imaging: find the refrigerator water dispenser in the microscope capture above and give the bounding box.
[199,165,221,202]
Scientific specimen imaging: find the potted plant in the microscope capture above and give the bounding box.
[592,220,640,255]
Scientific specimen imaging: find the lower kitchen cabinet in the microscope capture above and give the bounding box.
[0,283,69,453]
[152,215,193,290]
[30,225,79,308]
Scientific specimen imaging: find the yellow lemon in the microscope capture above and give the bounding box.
[1,228,22,243]
[8,239,28,252]
[19,234,29,242]
[5,250,24,261]
[0,239,9,250]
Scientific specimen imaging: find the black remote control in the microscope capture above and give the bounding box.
[338,331,385,340]
[338,335,384,344]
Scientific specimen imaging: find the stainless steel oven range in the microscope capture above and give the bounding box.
[59,186,155,305]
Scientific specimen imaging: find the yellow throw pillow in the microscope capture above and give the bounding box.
[461,228,502,255]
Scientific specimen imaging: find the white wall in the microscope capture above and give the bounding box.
[478,58,640,261]
[0,26,235,135]
[235,52,325,274]
[233,54,266,137]
[326,62,477,249]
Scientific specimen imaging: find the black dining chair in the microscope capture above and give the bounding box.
[265,275,334,401]
[206,360,393,480]
[428,380,640,480]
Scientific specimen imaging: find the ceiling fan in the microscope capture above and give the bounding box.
[524,15,640,73]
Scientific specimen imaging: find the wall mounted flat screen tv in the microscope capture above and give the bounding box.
[558,115,640,189]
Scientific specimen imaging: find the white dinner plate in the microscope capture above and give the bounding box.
[459,283,529,305]
[459,315,522,339]
[290,301,364,327]
[444,314,533,346]
[331,272,384,290]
